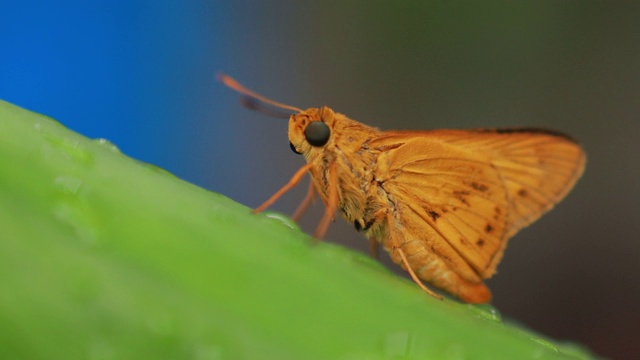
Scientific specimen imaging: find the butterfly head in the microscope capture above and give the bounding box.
[288,106,336,157]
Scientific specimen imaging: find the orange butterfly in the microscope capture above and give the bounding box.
[220,74,586,303]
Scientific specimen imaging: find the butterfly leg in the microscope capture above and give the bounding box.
[368,238,379,259]
[396,247,444,300]
[291,180,316,222]
[253,164,312,214]
[313,161,338,239]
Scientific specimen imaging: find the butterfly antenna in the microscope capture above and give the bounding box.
[240,96,292,119]
[218,73,304,113]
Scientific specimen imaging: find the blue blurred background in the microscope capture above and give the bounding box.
[2,2,639,358]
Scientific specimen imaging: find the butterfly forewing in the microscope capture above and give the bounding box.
[433,130,586,240]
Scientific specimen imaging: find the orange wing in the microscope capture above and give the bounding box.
[370,129,585,282]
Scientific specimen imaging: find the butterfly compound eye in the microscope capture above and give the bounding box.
[304,121,330,147]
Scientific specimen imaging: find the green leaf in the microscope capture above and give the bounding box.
[0,99,597,359]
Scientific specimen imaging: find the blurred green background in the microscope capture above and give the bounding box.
[1,2,638,358]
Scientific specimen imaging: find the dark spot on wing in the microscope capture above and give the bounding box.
[476,238,485,247]
[471,182,489,192]
[485,224,493,233]
[518,189,528,197]
[425,208,440,221]
[493,206,502,220]
[453,190,471,206]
